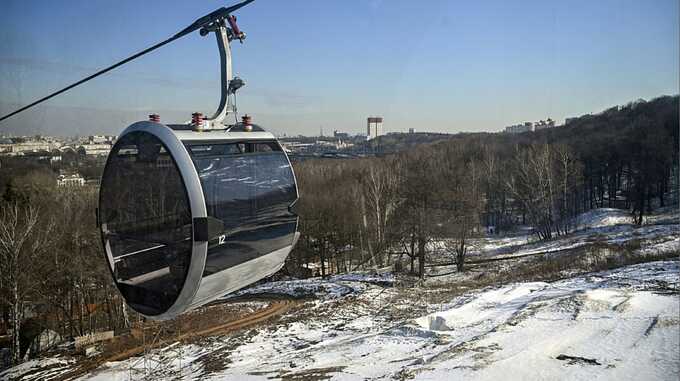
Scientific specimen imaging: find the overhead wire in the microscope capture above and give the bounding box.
[0,0,256,124]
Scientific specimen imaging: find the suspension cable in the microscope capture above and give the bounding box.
[0,0,255,124]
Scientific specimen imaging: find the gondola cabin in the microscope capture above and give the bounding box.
[0,1,291,320]
[98,120,299,319]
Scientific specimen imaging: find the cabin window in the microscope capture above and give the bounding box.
[100,131,192,316]
[187,141,297,276]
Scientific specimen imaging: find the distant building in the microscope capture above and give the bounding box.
[0,136,64,156]
[78,143,112,156]
[85,135,116,144]
[333,130,350,140]
[534,118,555,131]
[366,117,384,140]
[88,135,107,144]
[408,128,416,134]
[10,141,52,153]
[0,138,12,153]
[57,174,85,187]
[505,122,533,134]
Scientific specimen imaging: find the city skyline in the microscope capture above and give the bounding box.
[0,0,678,136]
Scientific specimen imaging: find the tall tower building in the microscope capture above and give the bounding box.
[366,117,384,140]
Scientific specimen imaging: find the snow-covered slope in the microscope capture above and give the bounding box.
[2,207,678,381]
[36,261,670,380]
[414,262,679,380]
[459,208,679,262]
[576,208,634,228]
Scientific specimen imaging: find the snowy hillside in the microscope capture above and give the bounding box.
[456,208,678,261]
[3,261,676,381]
[2,208,678,381]
[414,263,679,380]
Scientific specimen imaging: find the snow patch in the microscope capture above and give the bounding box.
[415,282,549,332]
[577,208,634,229]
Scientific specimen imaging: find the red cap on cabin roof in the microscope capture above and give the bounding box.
[191,112,204,127]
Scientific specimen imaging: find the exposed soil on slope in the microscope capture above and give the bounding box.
[53,297,300,381]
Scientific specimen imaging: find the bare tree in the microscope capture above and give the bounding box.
[358,157,401,268]
[0,202,55,364]
[439,143,486,272]
[506,144,556,239]
[397,147,442,278]
[554,144,582,233]
[506,143,581,240]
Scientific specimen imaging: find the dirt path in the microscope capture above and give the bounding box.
[56,299,299,381]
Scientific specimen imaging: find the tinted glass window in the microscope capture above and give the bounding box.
[188,143,242,157]
[187,141,297,276]
[99,131,192,316]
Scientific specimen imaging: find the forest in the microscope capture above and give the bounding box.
[0,95,677,365]
[289,95,678,276]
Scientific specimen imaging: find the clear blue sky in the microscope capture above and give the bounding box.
[0,0,677,136]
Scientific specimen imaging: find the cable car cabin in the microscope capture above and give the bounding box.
[98,121,299,319]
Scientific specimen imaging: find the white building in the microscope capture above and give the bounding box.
[10,141,52,152]
[0,137,64,155]
[88,135,107,144]
[57,174,85,187]
[367,117,384,140]
[505,122,533,134]
[78,143,112,156]
[0,138,12,153]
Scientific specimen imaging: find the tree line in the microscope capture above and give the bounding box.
[286,95,678,277]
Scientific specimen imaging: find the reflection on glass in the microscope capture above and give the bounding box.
[188,142,297,276]
[100,131,192,316]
